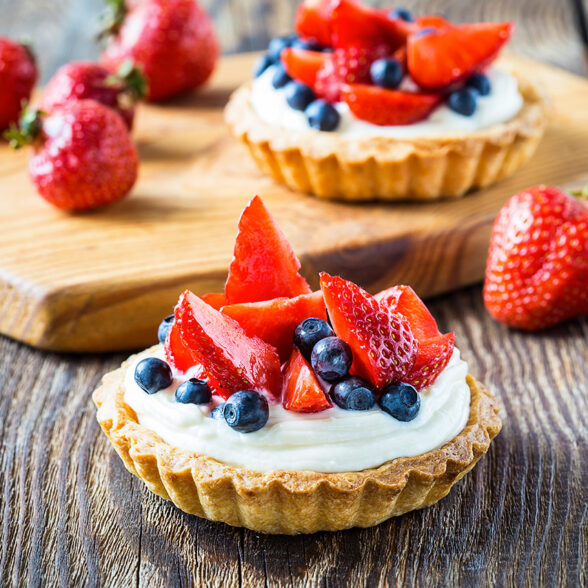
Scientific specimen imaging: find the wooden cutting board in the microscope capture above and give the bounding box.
[1,52,587,352]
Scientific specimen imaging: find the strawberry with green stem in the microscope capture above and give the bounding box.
[5,100,138,211]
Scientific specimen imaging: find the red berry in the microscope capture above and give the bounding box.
[282,347,331,412]
[376,285,455,390]
[165,320,199,372]
[484,186,588,331]
[404,333,455,391]
[225,196,312,304]
[341,84,441,126]
[101,0,218,101]
[330,0,410,50]
[375,285,440,340]
[281,48,329,89]
[0,38,37,130]
[295,0,337,46]
[173,290,282,399]
[320,273,418,389]
[221,291,327,362]
[38,61,146,129]
[199,291,226,310]
[12,100,138,211]
[407,22,513,90]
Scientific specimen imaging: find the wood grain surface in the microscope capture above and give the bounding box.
[0,1,587,587]
[1,52,588,353]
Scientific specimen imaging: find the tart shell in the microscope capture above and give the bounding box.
[224,68,547,202]
[93,346,502,534]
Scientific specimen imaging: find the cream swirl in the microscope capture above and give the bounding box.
[249,65,523,138]
[123,347,471,473]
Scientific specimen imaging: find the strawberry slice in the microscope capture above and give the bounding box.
[407,22,513,90]
[225,196,312,304]
[282,348,332,412]
[376,285,455,390]
[295,0,338,46]
[415,15,451,30]
[164,321,199,372]
[281,48,329,88]
[330,0,410,49]
[200,291,226,310]
[375,285,440,340]
[174,290,282,399]
[221,291,326,362]
[341,84,441,126]
[404,333,454,391]
[320,273,418,389]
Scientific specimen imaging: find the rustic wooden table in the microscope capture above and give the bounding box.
[1,1,587,586]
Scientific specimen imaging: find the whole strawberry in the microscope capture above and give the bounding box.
[484,186,588,330]
[0,38,38,130]
[100,0,218,101]
[6,100,139,211]
[39,60,146,129]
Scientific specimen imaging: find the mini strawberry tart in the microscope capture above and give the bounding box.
[94,196,502,534]
[225,0,547,201]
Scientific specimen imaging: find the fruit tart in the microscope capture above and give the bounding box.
[225,0,547,201]
[94,196,502,534]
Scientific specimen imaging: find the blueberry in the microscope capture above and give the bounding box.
[305,100,340,131]
[210,403,225,420]
[268,35,295,62]
[285,81,316,111]
[466,72,491,96]
[134,357,173,395]
[447,87,478,116]
[253,53,273,78]
[370,58,403,89]
[224,390,269,433]
[294,317,334,359]
[175,378,212,405]
[311,337,352,382]
[389,7,413,22]
[291,38,324,52]
[380,382,420,422]
[331,376,375,411]
[157,314,174,344]
[414,27,436,37]
[272,65,292,89]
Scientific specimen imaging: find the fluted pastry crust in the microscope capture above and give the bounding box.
[224,68,547,201]
[93,347,502,534]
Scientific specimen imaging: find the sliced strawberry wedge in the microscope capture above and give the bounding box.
[404,333,454,391]
[221,291,326,363]
[407,22,513,90]
[200,291,226,310]
[174,290,282,399]
[281,48,329,88]
[320,273,418,389]
[376,285,455,390]
[225,196,312,304]
[415,15,451,30]
[165,321,199,372]
[341,84,441,126]
[330,0,410,50]
[295,0,338,46]
[282,348,332,412]
[375,285,440,340]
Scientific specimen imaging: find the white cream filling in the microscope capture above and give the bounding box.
[124,346,471,473]
[250,65,523,138]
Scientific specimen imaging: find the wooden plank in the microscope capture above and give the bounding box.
[0,289,586,586]
[1,52,588,353]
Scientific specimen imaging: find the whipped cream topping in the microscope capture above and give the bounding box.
[250,65,524,138]
[123,347,471,473]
